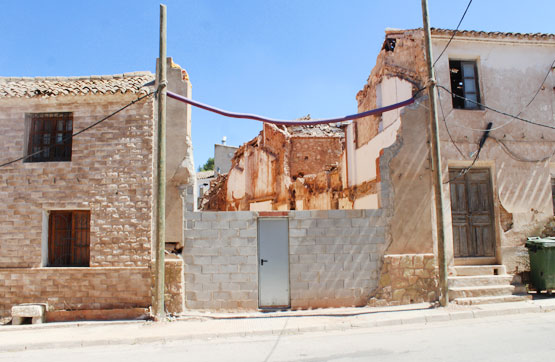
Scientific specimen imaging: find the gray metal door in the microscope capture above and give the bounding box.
[258,218,290,308]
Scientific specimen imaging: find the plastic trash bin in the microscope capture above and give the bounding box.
[525,237,555,293]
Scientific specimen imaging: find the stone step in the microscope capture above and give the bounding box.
[448,275,513,288]
[451,265,507,276]
[452,294,532,306]
[449,285,515,299]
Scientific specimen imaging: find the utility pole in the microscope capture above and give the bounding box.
[153,3,167,320]
[421,0,449,307]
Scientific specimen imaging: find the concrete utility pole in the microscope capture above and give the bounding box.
[421,0,449,307]
[153,3,167,320]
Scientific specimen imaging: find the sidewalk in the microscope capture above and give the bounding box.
[2,297,555,353]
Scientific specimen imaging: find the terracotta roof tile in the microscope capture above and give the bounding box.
[0,72,155,98]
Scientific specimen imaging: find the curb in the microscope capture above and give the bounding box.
[2,302,554,353]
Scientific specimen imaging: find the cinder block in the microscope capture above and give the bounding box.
[289,210,312,219]
[289,228,307,237]
[211,221,230,230]
[239,229,257,238]
[201,212,219,221]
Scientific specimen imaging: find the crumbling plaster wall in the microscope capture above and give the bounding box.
[157,58,195,248]
[431,34,555,272]
[358,29,555,274]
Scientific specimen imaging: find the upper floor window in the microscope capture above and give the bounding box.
[449,60,481,110]
[25,112,73,162]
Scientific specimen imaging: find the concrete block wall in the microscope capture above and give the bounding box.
[183,209,388,310]
[0,267,151,317]
[183,211,258,309]
[289,209,387,308]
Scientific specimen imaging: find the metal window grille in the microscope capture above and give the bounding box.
[48,210,90,267]
[26,112,73,162]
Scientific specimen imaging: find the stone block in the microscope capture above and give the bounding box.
[11,304,46,325]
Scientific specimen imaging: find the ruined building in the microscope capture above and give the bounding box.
[201,122,348,211]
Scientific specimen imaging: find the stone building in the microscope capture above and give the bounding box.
[0,58,193,320]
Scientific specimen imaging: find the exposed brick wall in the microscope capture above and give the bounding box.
[0,267,151,317]
[289,137,343,178]
[0,94,154,268]
[183,209,388,310]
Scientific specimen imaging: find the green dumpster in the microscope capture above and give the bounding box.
[525,237,555,293]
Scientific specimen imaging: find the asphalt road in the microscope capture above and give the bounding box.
[2,313,555,362]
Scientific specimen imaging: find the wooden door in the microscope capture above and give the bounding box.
[449,168,495,258]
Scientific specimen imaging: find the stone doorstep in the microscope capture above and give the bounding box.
[11,304,47,325]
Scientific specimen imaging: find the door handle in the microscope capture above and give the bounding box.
[260,259,268,266]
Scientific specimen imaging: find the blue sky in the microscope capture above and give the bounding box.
[1,0,553,167]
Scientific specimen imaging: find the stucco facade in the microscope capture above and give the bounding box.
[352,28,555,303]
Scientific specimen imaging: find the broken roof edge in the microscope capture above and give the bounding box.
[385,27,555,42]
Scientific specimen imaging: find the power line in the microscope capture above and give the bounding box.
[491,137,555,163]
[444,122,492,184]
[437,84,555,130]
[433,0,473,67]
[437,87,467,158]
[516,58,555,118]
[447,58,555,133]
[167,88,426,125]
[0,91,155,169]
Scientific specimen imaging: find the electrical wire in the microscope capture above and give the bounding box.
[437,84,555,130]
[433,0,473,67]
[443,122,492,184]
[167,89,426,126]
[491,137,555,163]
[0,91,155,169]
[447,58,555,133]
[438,87,467,158]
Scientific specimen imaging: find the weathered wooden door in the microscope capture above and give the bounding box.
[449,168,496,258]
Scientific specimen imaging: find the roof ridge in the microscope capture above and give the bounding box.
[386,27,555,40]
[0,71,154,82]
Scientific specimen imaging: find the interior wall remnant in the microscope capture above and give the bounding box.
[157,57,195,250]
[201,123,357,211]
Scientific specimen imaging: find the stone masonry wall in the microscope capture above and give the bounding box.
[0,267,151,317]
[183,209,388,310]
[0,93,154,268]
[369,254,438,306]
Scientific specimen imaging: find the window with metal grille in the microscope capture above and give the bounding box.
[48,210,90,267]
[25,112,73,162]
[449,60,481,110]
